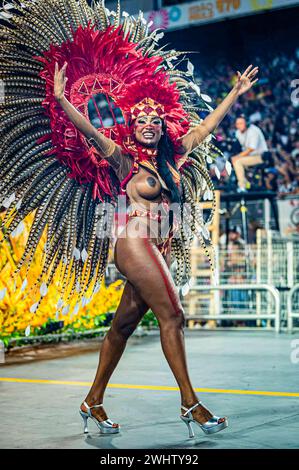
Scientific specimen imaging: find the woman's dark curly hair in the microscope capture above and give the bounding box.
[156,122,182,204]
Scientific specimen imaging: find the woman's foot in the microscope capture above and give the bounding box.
[181,400,225,425]
[80,399,119,428]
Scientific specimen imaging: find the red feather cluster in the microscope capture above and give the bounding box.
[36,24,190,201]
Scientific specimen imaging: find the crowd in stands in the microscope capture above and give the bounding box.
[195,48,299,196]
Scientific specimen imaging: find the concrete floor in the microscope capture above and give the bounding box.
[0,330,299,449]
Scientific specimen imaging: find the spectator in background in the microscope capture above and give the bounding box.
[219,225,245,247]
[195,47,299,196]
[219,225,249,326]
[231,115,269,193]
[248,219,265,243]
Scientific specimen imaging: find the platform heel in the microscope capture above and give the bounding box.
[180,414,195,438]
[80,411,89,433]
[79,401,120,434]
[180,401,228,438]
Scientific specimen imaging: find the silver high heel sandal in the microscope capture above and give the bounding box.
[79,401,120,434]
[180,401,228,438]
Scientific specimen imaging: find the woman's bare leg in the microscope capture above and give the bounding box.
[114,235,215,423]
[80,279,149,421]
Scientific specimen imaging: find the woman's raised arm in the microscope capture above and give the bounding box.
[54,62,121,169]
[179,65,259,156]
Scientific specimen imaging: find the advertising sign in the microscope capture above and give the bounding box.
[277,198,299,239]
[144,0,299,32]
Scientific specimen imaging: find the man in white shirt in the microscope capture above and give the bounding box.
[232,115,268,192]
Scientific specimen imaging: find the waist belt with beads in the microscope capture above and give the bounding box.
[128,209,163,222]
[127,209,179,228]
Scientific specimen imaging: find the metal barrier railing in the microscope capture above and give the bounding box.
[184,283,281,333]
[287,283,299,333]
[217,236,299,288]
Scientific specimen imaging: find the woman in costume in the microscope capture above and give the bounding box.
[0,0,258,439]
[54,61,258,437]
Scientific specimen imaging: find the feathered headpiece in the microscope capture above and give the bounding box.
[117,76,190,149]
[0,0,219,326]
[130,97,165,120]
[37,24,190,199]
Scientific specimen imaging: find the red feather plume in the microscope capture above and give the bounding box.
[36,23,190,201]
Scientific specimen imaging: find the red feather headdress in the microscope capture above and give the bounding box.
[117,77,190,148]
[37,24,190,201]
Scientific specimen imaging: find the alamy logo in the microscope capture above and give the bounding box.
[291,79,299,106]
[290,339,299,364]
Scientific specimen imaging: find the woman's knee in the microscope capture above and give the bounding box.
[110,303,145,340]
[109,319,137,341]
[159,307,186,331]
[118,321,137,339]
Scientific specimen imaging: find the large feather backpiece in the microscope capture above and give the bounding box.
[0,0,219,321]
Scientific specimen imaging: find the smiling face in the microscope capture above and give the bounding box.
[133,115,163,148]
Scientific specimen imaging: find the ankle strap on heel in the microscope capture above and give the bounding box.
[84,401,103,416]
[84,401,103,409]
[84,401,103,408]
[181,401,202,416]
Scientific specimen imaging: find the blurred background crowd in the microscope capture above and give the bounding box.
[164,5,299,197]
[198,48,299,196]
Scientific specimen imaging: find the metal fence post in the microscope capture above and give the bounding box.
[287,241,294,288]
[287,284,299,333]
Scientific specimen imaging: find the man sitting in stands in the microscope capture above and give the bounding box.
[232,115,269,193]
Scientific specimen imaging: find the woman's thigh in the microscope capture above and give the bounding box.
[114,236,184,322]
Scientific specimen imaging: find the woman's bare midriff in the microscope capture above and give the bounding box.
[113,164,174,271]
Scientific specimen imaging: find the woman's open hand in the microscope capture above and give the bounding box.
[233,64,259,96]
[54,61,68,101]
